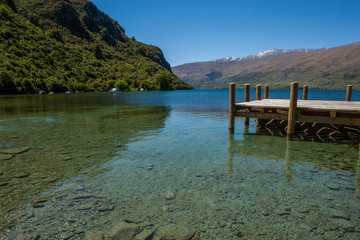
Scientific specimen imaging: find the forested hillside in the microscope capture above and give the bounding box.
[0,0,193,94]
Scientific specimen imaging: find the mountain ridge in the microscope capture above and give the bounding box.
[172,42,360,89]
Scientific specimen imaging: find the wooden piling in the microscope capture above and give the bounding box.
[302,85,308,100]
[256,84,261,100]
[229,83,236,132]
[244,84,250,126]
[346,85,352,101]
[264,85,269,99]
[356,145,360,199]
[287,82,299,139]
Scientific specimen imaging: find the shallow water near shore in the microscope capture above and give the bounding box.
[0,90,360,239]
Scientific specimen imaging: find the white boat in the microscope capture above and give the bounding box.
[109,88,120,94]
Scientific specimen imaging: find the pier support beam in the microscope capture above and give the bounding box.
[287,82,299,139]
[244,84,250,126]
[346,85,352,101]
[303,85,308,100]
[229,83,236,132]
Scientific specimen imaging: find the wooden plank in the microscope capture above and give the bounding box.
[236,99,360,113]
[235,111,288,121]
[235,110,360,125]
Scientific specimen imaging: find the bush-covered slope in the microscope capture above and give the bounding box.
[0,0,193,94]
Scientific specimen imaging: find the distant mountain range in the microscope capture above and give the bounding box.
[172,42,360,89]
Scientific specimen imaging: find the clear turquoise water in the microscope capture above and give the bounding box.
[0,90,359,239]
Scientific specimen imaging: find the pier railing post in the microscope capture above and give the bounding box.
[346,85,352,101]
[287,82,298,139]
[303,85,308,100]
[244,84,250,126]
[264,85,269,99]
[256,84,261,100]
[229,83,236,132]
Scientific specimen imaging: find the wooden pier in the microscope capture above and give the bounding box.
[229,82,360,140]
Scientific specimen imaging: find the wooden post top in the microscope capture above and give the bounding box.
[346,85,352,101]
[303,85,308,100]
[256,84,261,100]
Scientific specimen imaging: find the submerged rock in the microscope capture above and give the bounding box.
[62,156,73,161]
[133,229,156,240]
[0,153,14,160]
[15,173,30,178]
[0,146,31,154]
[107,222,143,240]
[155,224,197,240]
[0,182,9,187]
[85,231,104,240]
[164,191,175,200]
[329,209,350,220]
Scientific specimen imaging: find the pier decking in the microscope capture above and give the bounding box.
[229,82,360,139]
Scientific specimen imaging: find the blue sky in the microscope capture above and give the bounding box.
[91,0,360,67]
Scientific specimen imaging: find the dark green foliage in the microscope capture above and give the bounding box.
[156,73,171,90]
[47,29,63,42]
[0,28,13,39]
[21,78,34,93]
[0,0,193,94]
[0,71,16,93]
[114,80,130,91]
[93,45,103,60]
[0,4,10,19]
[28,13,40,26]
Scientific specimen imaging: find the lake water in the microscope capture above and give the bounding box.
[0,89,359,239]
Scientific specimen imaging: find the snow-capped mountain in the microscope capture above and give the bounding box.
[213,48,320,63]
[172,42,360,89]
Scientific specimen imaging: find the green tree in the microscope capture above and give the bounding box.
[94,45,104,60]
[156,73,171,90]
[114,80,130,91]
[22,79,35,93]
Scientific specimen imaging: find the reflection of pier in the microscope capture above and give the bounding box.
[229,83,360,141]
[228,132,360,198]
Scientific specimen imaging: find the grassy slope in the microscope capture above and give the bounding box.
[0,0,193,94]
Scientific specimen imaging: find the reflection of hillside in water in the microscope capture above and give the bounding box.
[227,133,360,198]
[0,94,169,232]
